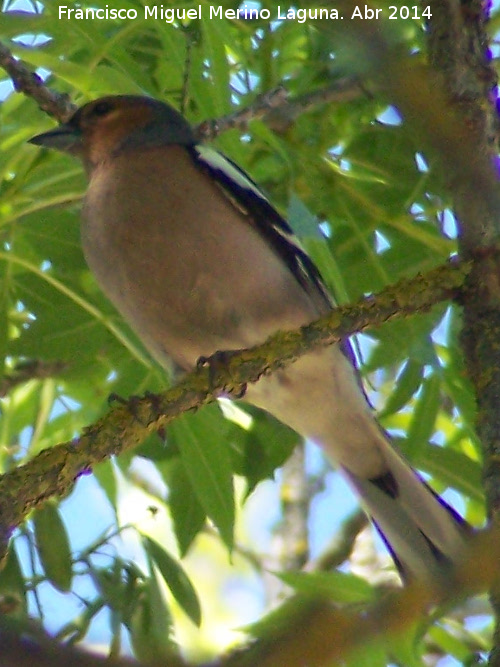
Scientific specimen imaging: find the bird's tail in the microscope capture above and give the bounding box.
[342,439,469,582]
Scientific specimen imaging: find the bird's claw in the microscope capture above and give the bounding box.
[196,350,247,399]
[107,392,147,425]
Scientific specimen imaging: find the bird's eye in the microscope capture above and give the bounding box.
[92,101,113,117]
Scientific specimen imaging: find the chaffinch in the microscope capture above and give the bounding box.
[30,95,467,581]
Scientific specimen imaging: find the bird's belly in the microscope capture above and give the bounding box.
[82,176,319,369]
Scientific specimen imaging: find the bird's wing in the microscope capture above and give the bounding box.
[190,145,332,310]
[189,144,363,373]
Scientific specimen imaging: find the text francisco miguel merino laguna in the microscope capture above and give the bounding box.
[58,5,409,21]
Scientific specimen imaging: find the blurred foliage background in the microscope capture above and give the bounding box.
[0,0,496,665]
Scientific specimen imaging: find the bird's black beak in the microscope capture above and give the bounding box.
[29,123,82,153]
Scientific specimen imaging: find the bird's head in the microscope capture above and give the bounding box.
[29,95,195,171]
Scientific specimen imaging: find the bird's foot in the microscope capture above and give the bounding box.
[196,350,247,399]
[108,391,160,427]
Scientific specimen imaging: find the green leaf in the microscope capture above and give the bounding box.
[287,194,322,238]
[143,536,201,626]
[379,359,424,418]
[0,257,10,375]
[365,312,443,372]
[343,124,424,216]
[228,406,298,494]
[129,571,177,664]
[386,621,423,667]
[168,406,235,549]
[0,542,27,617]
[346,640,388,667]
[160,458,206,556]
[412,442,484,502]
[405,372,441,459]
[33,500,72,593]
[92,561,127,613]
[92,460,118,511]
[55,597,106,643]
[199,17,231,114]
[443,305,478,436]
[277,570,375,604]
[428,624,476,662]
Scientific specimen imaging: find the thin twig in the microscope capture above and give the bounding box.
[0,360,67,398]
[304,510,368,572]
[195,78,366,140]
[0,41,75,120]
[195,85,289,141]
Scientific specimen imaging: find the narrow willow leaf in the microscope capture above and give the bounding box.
[169,407,234,550]
[143,536,201,626]
[33,501,72,592]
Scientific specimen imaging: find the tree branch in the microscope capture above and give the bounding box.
[265,444,310,606]
[0,360,67,398]
[0,260,470,560]
[195,78,366,140]
[304,509,368,573]
[0,41,75,121]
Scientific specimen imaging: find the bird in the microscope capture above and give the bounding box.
[29,95,468,582]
